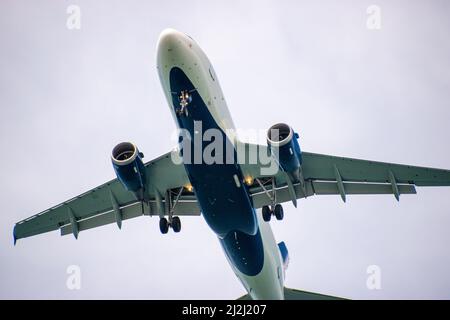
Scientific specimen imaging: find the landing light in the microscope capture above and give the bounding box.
[185,184,194,192]
[244,176,253,186]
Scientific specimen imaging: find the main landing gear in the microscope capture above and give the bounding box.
[262,204,284,222]
[158,188,184,234]
[159,216,181,234]
[255,177,285,222]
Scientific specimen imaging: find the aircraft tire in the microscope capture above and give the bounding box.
[159,218,169,234]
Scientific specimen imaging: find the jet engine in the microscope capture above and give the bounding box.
[111,142,147,200]
[266,123,302,176]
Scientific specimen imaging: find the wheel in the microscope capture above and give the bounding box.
[274,204,284,221]
[159,218,169,234]
[262,205,272,222]
[171,216,181,233]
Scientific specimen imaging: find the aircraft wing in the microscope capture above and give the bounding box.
[301,152,450,186]
[12,144,307,243]
[13,151,199,243]
[14,143,450,242]
[300,152,450,197]
[240,143,450,205]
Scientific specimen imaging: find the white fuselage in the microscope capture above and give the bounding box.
[156,29,285,300]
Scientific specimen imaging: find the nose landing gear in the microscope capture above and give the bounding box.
[174,90,194,117]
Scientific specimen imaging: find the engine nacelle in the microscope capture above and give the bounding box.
[267,123,302,174]
[111,142,147,199]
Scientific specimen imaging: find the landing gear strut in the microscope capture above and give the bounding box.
[256,177,284,222]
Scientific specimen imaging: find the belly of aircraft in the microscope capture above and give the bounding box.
[169,66,267,278]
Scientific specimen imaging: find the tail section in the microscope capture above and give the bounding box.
[238,287,347,300]
[282,288,346,300]
[236,241,347,300]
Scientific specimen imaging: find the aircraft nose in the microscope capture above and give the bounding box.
[157,28,184,53]
[156,28,196,85]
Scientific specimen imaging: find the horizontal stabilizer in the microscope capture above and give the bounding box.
[238,287,347,300]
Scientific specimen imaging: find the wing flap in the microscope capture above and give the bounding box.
[248,180,416,209]
[250,182,313,208]
[312,181,417,195]
[59,199,201,236]
[60,201,145,236]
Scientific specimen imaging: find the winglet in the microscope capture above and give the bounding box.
[13,225,17,246]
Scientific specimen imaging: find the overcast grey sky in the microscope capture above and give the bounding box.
[1,0,450,299]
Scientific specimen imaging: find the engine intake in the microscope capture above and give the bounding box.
[267,123,302,174]
[111,142,147,199]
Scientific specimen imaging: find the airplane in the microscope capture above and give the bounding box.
[13,28,450,300]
